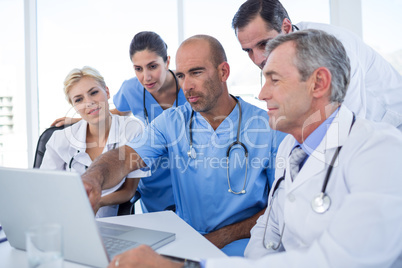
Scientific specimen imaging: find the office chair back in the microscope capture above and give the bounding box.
[33,125,71,168]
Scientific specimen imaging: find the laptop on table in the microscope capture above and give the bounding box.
[0,167,175,267]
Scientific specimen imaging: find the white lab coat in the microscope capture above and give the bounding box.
[205,106,402,268]
[295,22,402,131]
[40,114,149,217]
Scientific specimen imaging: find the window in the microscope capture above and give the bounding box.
[2,0,399,168]
[362,0,402,73]
[37,0,179,132]
[0,0,27,167]
[182,0,330,109]
[36,0,331,131]
[282,0,330,24]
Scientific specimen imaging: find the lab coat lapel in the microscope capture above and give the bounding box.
[65,120,87,151]
[65,120,91,167]
[287,106,354,192]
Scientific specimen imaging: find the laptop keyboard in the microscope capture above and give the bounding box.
[102,236,140,258]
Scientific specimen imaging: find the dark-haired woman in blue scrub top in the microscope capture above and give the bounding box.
[113,31,186,213]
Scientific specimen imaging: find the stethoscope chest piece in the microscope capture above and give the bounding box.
[228,188,246,194]
[311,193,331,214]
[188,146,197,159]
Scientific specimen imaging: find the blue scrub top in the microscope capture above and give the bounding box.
[127,98,287,234]
[113,77,186,212]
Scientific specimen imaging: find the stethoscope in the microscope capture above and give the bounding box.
[187,95,249,195]
[143,69,179,125]
[69,143,117,171]
[263,113,356,250]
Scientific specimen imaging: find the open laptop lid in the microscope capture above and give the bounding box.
[0,167,115,267]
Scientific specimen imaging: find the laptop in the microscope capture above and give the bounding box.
[0,167,175,267]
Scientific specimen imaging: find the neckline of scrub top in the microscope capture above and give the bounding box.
[144,88,186,118]
[191,96,241,137]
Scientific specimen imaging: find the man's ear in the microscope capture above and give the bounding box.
[218,62,230,82]
[310,67,332,99]
[281,18,293,34]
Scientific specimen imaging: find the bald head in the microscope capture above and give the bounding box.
[178,35,227,67]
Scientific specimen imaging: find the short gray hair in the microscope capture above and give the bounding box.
[266,29,350,103]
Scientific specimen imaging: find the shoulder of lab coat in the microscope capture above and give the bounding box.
[208,106,402,267]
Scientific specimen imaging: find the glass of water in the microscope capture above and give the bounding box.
[25,224,63,268]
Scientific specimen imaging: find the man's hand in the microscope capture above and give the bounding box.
[80,147,141,213]
[108,245,183,268]
[82,174,102,213]
[51,117,81,127]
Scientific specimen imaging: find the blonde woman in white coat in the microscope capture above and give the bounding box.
[41,66,149,218]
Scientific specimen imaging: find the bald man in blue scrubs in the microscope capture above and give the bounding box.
[82,34,286,257]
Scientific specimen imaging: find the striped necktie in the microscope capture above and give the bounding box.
[289,146,307,181]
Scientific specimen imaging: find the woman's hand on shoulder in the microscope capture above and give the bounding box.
[110,108,132,117]
[51,117,81,127]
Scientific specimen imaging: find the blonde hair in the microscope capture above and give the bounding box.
[63,66,107,104]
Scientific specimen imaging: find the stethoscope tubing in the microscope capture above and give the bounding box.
[69,150,88,171]
[143,69,179,125]
[263,112,356,249]
[188,95,246,159]
[188,95,249,194]
[69,143,117,171]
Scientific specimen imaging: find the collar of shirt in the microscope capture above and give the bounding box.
[69,113,118,151]
[293,107,340,157]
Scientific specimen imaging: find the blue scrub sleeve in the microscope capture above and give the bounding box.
[127,118,169,170]
[113,82,131,112]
